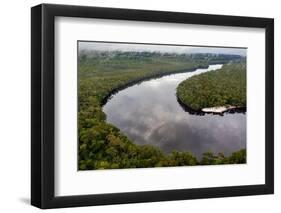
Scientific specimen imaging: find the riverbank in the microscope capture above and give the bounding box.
[101,65,208,106]
[202,106,246,114]
[177,96,246,115]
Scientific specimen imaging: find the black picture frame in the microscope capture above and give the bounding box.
[31,3,274,209]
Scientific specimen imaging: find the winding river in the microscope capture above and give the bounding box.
[103,64,246,158]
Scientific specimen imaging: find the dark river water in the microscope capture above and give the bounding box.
[103,64,246,158]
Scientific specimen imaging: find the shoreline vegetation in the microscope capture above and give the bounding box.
[176,62,246,115]
[100,65,208,106]
[78,50,246,170]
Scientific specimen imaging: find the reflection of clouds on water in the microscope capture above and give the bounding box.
[103,65,246,158]
[145,114,246,157]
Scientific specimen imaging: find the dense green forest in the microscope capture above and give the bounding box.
[78,51,246,170]
[177,62,246,111]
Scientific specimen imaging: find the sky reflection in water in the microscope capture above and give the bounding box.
[103,65,246,158]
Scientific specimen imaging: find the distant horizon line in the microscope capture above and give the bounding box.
[79,50,246,57]
[78,40,247,49]
[78,40,247,56]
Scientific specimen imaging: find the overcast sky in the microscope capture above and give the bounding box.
[78,41,247,56]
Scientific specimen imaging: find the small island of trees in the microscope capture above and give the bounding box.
[176,62,246,112]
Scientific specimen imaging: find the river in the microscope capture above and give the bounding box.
[103,64,246,158]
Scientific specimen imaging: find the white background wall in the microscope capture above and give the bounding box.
[0,0,279,212]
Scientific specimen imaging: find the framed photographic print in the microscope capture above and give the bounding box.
[31,3,274,209]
